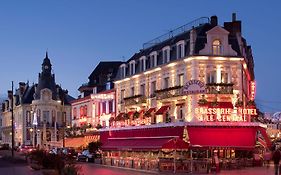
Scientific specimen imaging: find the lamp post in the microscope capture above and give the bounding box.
[32,110,38,148]
[11,81,14,158]
[57,98,65,148]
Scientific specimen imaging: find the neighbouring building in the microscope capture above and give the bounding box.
[71,61,122,128]
[98,14,271,173]
[1,53,74,148]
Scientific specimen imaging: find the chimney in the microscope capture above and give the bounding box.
[210,16,218,26]
[189,27,197,55]
[232,13,237,22]
[224,13,241,35]
[19,82,26,95]
[8,90,13,99]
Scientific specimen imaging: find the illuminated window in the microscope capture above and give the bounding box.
[178,106,184,120]
[178,74,184,86]
[151,81,156,95]
[84,105,88,117]
[121,89,125,102]
[140,84,145,96]
[131,87,135,96]
[207,71,216,84]
[221,71,229,83]
[212,40,222,55]
[164,77,169,89]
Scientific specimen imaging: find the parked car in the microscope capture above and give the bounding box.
[0,144,9,150]
[19,145,35,155]
[77,149,94,162]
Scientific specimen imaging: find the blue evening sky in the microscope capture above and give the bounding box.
[0,1,280,112]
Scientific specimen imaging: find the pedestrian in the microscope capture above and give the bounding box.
[263,149,272,169]
[272,148,281,175]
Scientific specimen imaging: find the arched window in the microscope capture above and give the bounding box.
[212,40,222,55]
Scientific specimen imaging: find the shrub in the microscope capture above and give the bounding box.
[62,164,82,175]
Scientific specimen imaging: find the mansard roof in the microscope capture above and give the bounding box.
[88,61,124,81]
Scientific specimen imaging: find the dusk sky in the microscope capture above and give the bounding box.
[0,1,280,112]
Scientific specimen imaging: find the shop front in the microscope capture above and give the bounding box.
[99,121,270,173]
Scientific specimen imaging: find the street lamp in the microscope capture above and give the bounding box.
[57,98,65,148]
[10,81,15,158]
[32,110,38,148]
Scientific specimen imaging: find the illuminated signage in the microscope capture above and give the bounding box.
[250,81,256,101]
[182,80,205,94]
[195,107,257,122]
[111,118,151,128]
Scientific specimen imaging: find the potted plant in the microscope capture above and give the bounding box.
[247,100,256,107]
[235,100,243,108]
[133,111,140,120]
[198,95,208,106]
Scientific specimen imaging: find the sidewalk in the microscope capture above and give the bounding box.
[85,163,275,175]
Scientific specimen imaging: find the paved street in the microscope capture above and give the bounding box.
[0,150,277,175]
[79,163,276,175]
[0,160,277,175]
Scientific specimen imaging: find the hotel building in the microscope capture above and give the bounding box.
[99,14,271,173]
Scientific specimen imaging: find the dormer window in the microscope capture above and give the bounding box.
[129,61,135,75]
[212,40,222,55]
[150,51,157,68]
[120,64,126,78]
[176,41,185,59]
[140,56,146,72]
[162,46,170,64]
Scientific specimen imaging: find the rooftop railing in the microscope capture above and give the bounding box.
[143,17,210,49]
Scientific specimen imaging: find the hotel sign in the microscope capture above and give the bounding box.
[182,80,205,94]
[111,118,152,128]
[195,107,257,122]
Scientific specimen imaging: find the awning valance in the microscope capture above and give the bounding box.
[155,105,170,115]
[65,137,85,148]
[102,136,188,151]
[188,127,256,150]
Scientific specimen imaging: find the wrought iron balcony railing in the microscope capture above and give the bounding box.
[155,86,183,100]
[124,94,147,106]
[205,83,234,94]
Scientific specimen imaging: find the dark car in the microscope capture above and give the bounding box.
[0,144,9,150]
[77,150,94,162]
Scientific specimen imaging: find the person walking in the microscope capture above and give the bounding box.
[264,149,272,169]
[272,148,281,175]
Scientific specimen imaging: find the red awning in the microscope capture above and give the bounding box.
[115,113,124,121]
[127,111,135,116]
[65,137,85,148]
[102,137,182,151]
[207,101,233,108]
[155,105,170,115]
[188,127,257,150]
[145,108,156,115]
[258,127,272,148]
[162,137,189,150]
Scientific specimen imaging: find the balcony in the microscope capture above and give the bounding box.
[124,95,147,106]
[155,86,183,100]
[205,83,234,94]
